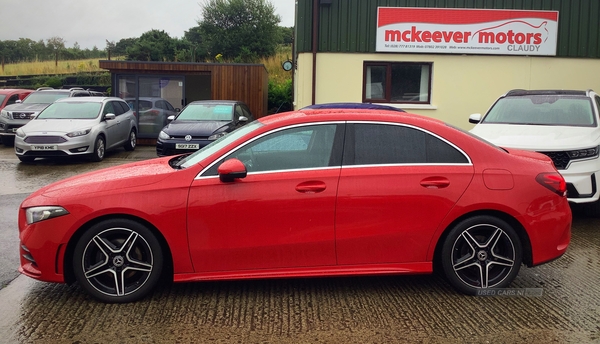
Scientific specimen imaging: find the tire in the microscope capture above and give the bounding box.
[72,218,164,303]
[440,215,522,295]
[1,135,14,146]
[90,136,105,162]
[124,129,137,151]
[18,156,35,163]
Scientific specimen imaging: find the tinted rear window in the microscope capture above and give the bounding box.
[346,123,468,165]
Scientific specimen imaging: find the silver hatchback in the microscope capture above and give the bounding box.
[14,97,137,163]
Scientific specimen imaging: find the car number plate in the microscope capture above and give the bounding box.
[176,143,199,149]
[31,145,58,151]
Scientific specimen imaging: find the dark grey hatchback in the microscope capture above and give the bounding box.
[156,100,255,156]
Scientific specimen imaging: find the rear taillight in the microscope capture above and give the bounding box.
[536,172,567,197]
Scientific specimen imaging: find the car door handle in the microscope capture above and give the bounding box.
[420,177,450,189]
[296,181,327,193]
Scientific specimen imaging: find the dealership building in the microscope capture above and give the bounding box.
[293,0,600,128]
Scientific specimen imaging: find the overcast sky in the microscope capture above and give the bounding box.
[0,0,295,50]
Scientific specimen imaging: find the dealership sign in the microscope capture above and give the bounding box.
[376,7,559,56]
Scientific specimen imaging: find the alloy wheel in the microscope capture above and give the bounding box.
[450,223,516,289]
[81,227,154,297]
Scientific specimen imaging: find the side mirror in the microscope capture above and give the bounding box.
[15,100,22,104]
[30,114,37,119]
[167,115,175,121]
[469,113,482,124]
[218,158,247,182]
[238,116,248,122]
[175,108,181,112]
[104,113,116,121]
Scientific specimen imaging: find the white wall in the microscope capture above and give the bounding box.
[294,53,600,129]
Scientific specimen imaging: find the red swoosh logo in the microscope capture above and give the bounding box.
[474,20,549,43]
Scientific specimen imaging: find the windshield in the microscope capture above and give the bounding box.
[0,95,6,104]
[177,120,264,169]
[37,102,101,119]
[482,95,596,127]
[176,103,233,121]
[23,92,70,104]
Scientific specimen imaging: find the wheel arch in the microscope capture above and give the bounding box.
[432,210,533,275]
[96,132,107,141]
[93,132,107,149]
[63,214,173,285]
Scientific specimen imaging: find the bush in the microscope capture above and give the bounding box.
[268,79,292,114]
[45,76,64,88]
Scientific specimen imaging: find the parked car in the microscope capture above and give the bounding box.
[156,100,255,156]
[14,97,137,163]
[0,87,104,145]
[18,107,570,303]
[469,89,600,214]
[0,88,33,111]
[125,97,179,134]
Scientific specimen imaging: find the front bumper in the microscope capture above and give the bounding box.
[18,209,71,283]
[0,118,30,136]
[15,135,94,158]
[156,138,213,156]
[559,158,600,203]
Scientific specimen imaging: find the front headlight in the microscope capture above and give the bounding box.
[208,132,227,140]
[158,130,170,140]
[567,146,599,159]
[25,206,69,225]
[66,129,91,138]
[15,128,26,138]
[0,110,9,119]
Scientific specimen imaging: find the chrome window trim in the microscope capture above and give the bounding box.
[195,121,345,179]
[347,120,473,165]
[195,166,341,180]
[342,163,473,169]
[195,119,473,179]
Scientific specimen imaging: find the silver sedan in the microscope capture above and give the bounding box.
[14,97,137,162]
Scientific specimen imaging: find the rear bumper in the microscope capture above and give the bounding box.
[529,198,572,266]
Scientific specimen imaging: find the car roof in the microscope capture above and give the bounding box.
[54,97,123,103]
[126,97,166,101]
[259,108,440,128]
[188,100,242,105]
[504,89,592,97]
[0,88,32,95]
[301,102,405,112]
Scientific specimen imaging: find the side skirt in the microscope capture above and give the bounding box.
[173,262,432,283]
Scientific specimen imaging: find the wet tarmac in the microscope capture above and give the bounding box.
[0,143,599,343]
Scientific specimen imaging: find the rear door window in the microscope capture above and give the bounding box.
[344,123,468,165]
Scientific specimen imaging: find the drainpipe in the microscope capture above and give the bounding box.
[311,0,319,105]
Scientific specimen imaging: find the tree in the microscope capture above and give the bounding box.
[113,38,138,57]
[277,26,294,45]
[198,0,281,62]
[105,40,116,58]
[126,30,176,61]
[47,37,66,65]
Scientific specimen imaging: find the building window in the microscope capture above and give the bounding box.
[363,62,432,104]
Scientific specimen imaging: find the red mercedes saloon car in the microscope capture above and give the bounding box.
[18,108,571,303]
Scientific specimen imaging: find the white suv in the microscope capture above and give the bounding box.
[469,89,600,214]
